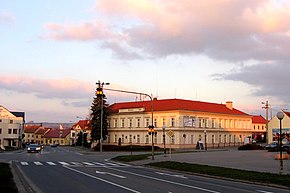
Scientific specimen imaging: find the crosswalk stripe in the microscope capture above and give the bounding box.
[106,163,119,166]
[83,162,95,166]
[21,162,28,165]
[34,162,43,166]
[46,162,56,166]
[93,162,106,166]
[59,162,70,166]
[70,162,82,166]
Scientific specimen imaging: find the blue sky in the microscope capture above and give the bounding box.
[1,0,290,122]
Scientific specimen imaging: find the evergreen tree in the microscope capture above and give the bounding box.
[90,89,109,143]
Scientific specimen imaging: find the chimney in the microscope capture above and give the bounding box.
[226,101,233,110]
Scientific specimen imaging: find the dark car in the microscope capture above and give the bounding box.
[265,141,278,151]
[27,144,41,153]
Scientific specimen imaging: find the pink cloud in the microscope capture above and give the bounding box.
[0,11,15,24]
[0,75,94,99]
[42,20,117,41]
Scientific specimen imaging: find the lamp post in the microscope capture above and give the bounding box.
[104,87,155,160]
[204,130,207,151]
[162,125,166,156]
[96,81,110,153]
[277,111,284,175]
[262,101,269,143]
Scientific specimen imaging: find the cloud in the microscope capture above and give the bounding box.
[213,61,290,104]
[41,0,290,62]
[0,11,15,24]
[0,75,94,99]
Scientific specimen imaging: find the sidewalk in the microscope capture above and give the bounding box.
[133,149,290,174]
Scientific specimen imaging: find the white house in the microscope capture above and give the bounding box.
[0,105,24,149]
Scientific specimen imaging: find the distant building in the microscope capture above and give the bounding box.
[268,111,290,143]
[252,115,267,142]
[43,127,71,146]
[0,105,24,149]
[107,99,252,148]
[23,125,42,144]
[71,120,92,145]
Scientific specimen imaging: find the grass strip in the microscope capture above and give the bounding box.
[0,163,18,193]
[112,154,152,162]
[147,161,290,188]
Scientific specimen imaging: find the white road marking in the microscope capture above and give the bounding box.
[256,190,274,193]
[20,162,28,165]
[95,170,126,179]
[46,162,56,166]
[105,162,119,166]
[34,162,43,166]
[58,162,70,166]
[93,162,106,166]
[63,165,139,193]
[109,167,220,193]
[156,172,188,179]
[83,162,95,166]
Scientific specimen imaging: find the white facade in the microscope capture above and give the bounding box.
[107,99,252,149]
[0,106,24,149]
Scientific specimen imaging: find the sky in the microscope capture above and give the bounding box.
[1,0,290,123]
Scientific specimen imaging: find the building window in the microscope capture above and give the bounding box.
[10,120,13,124]
[171,135,175,144]
[0,128,2,134]
[170,118,175,127]
[129,119,132,128]
[121,135,124,143]
[154,118,157,127]
[211,135,215,143]
[114,119,118,128]
[162,118,166,127]
[114,134,117,143]
[212,119,215,128]
[129,134,132,143]
[136,119,140,128]
[0,119,2,122]
[224,135,227,143]
[121,119,125,128]
[145,135,149,144]
[254,125,256,130]
[258,125,260,130]
[8,129,12,134]
[154,135,157,144]
[13,129,17,134]
[137,135,140,144]
[145,118,150,127]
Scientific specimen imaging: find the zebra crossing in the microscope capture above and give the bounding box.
[19,161,131,168]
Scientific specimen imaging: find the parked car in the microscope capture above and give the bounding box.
[50,144,58,147]
[265,141,278,151]
[27,144,41,153]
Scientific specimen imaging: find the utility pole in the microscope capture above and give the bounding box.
[262,101,269,144]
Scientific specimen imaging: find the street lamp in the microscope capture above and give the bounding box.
[162,125,166,156]
[277,111,284,175]
[204,130,207,151]
[96,81,110,153]
[262,101,269,143]
[103,87,155,160]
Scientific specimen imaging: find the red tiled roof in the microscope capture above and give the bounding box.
[24,125,41,133]
[73,120,92,130]
[43,128,71,138]
[284,111,290,118]
[252,115,266,124]
[35,127,50,135]
[108,99,249,116]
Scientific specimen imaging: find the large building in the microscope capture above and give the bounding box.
[107,98,252,148]
[268,111,290,143]
[252,115,267,142]
[0,105,24,149]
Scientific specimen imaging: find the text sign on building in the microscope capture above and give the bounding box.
[183,116,196,127]
[167,130,174,137]
[119,108,145,113]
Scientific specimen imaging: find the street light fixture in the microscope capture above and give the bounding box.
[162,125,166,156]
[277,111,284,175]
[103,87,155,160]
[96,81,110,153]
[204,130,207,151]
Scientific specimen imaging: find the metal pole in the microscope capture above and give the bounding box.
[162,126,166,156]
[279,118,283,174]
[100,92,103,153]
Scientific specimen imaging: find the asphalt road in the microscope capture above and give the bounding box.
[1,146,290,193]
